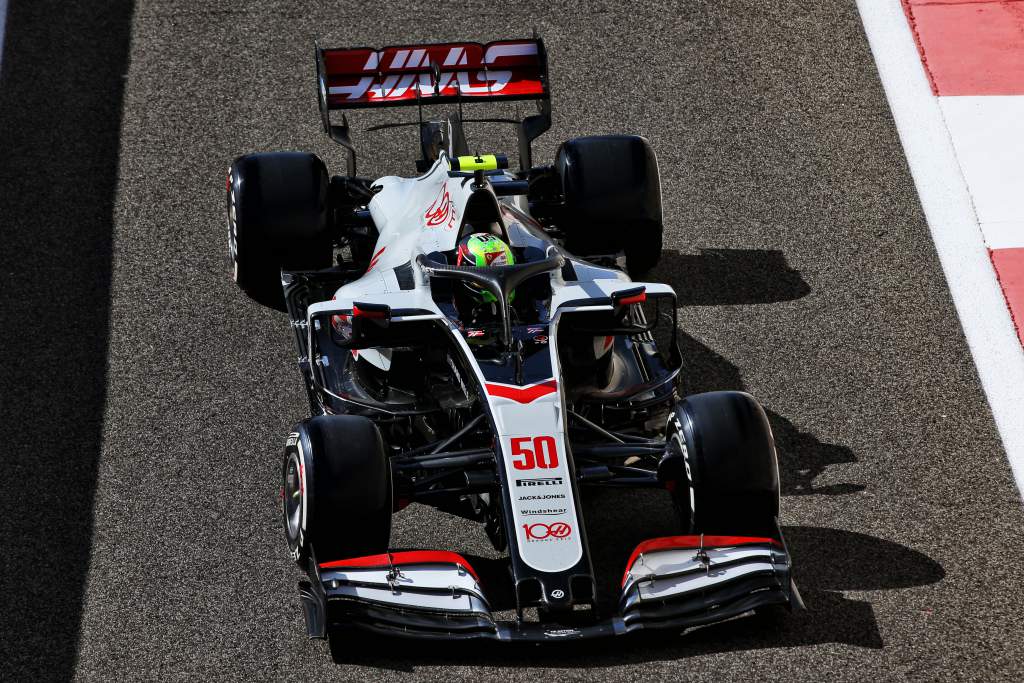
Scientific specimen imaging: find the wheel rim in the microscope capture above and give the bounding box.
[284,453,303,541]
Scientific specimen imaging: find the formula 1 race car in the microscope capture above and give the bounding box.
[226,37,802,652]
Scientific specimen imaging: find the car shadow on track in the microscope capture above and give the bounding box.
[677,329,864,497]
[0,1,134,678]
[658,247,862,497]
[654,248,812,306]
[328,524,943,668]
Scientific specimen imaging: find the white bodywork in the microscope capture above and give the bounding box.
[329,154,644,306]
[308,154,674,576]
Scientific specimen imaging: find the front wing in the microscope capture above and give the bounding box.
[299,537,802,642]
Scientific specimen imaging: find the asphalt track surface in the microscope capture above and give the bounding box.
[3,0,1024,680]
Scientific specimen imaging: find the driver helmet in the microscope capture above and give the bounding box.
[455,233,516,304]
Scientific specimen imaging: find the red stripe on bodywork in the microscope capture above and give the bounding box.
[622,535,783,586]
[352,305,387,319]
[617,292,646,306]
[366,246,386,272]
[319,550,480,582]
[990,248,1024,346]
[485,379,557,403]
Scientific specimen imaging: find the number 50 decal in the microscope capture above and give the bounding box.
[511,436,559,470]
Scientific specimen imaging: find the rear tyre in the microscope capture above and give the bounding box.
[282,415,392,567]
[555,135,663,277]
[227,152,334,311]
[665,391,780,537]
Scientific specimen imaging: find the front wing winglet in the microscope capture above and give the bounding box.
[620,535,801,629]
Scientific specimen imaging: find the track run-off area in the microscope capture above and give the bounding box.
[2,0,1023,680]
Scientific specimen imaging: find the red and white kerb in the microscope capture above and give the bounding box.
[899,0,1024,344]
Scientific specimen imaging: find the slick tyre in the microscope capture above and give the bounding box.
[666,391,780,537]
[282,415,391,567]
[227,152,333,311]
[555,135,663,277]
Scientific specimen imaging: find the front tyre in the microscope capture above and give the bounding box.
[665,391,780,537]
[282,415,392,567]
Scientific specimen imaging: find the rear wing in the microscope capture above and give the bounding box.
[314,38,552,173]
[317,39,549,109]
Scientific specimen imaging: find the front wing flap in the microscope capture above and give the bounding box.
[619,535,798,630]
[301,539,799,642]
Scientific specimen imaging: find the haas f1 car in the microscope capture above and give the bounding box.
[226,37,802,650]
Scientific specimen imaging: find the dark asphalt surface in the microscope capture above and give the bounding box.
[4,0,1024,679]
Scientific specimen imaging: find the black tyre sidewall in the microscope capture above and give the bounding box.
[670,391,780,536]
[282,432,311,566]
[665,410,695,531]
[285,415,392,566]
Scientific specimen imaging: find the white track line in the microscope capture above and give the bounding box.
[981,222,1024,251]
[0,0,8,76]
[939,96,1024,242]
[857,0,1024,498]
